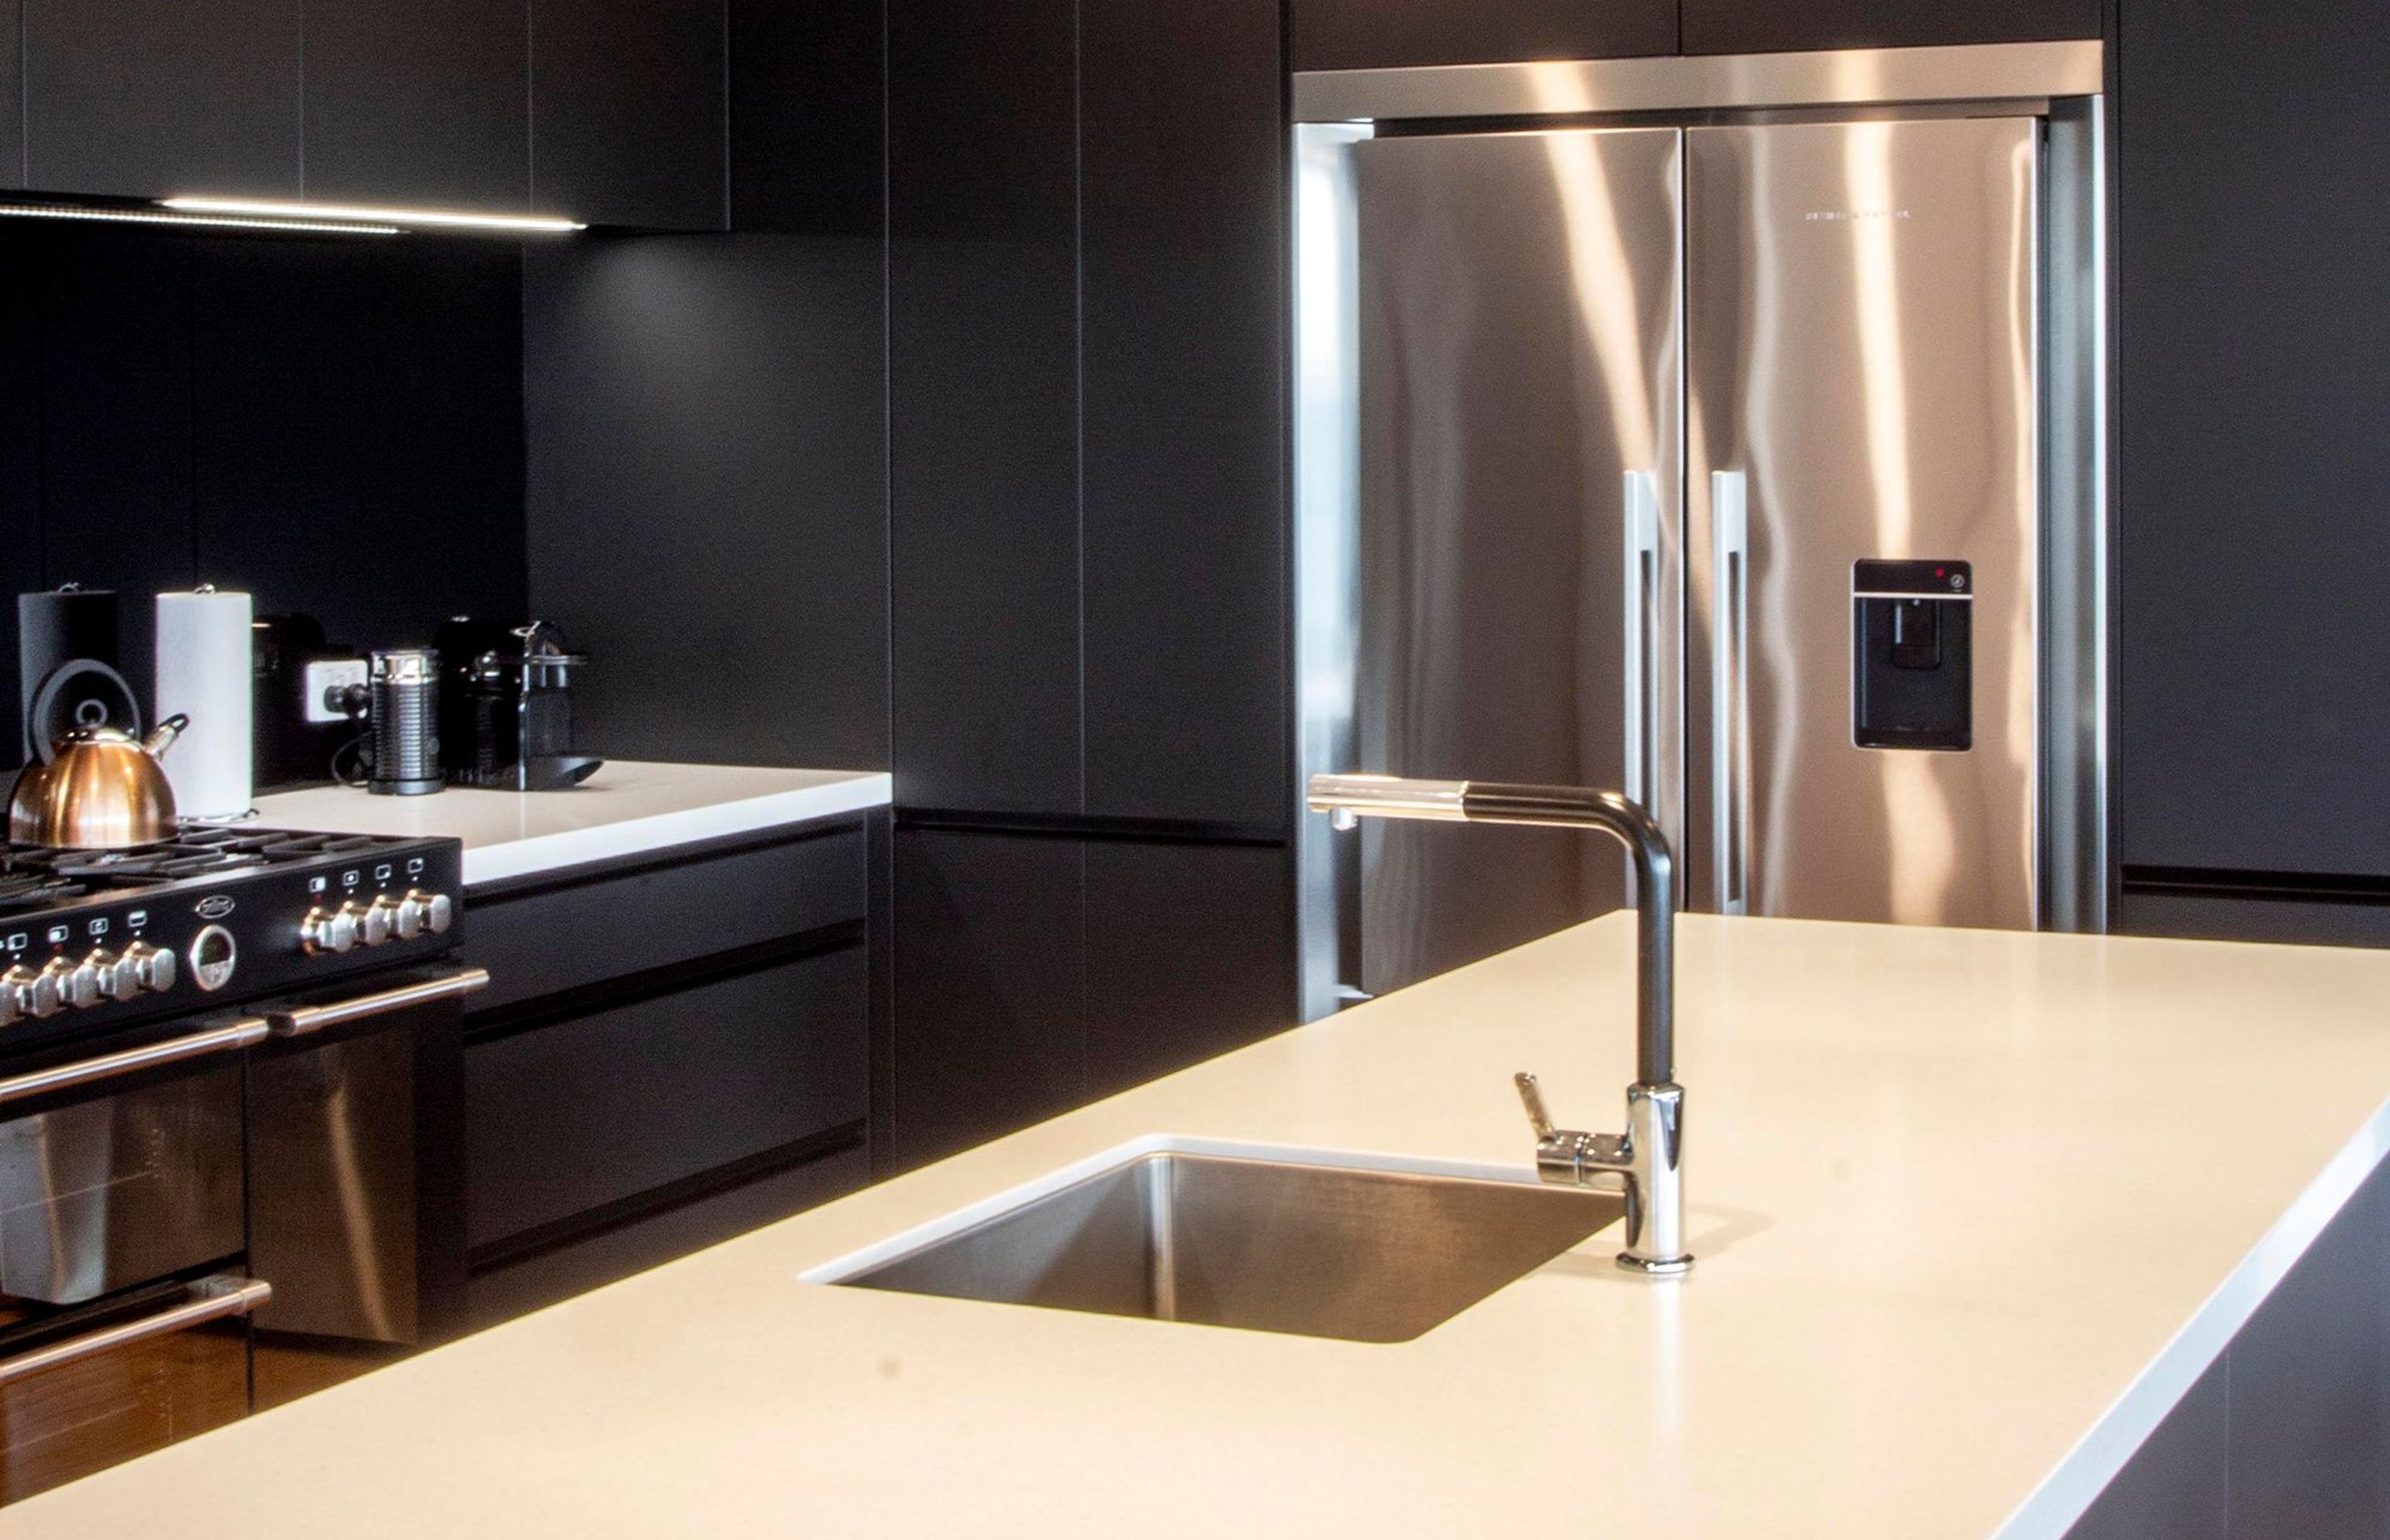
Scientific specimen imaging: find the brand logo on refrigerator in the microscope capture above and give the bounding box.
[194,895,237,920]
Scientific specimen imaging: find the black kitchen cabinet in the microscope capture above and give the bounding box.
[1085,840,1294,1099]
[302,0,528,211]
[1680,0,2096,55]
[23,0,301,198]
[459,817,877,1327]
[1291,0,1675,71]
[1080,0,1287,831]
[2114,0,2390,888]
[890,828,1294,1170]
[888,0,1083,817]
[890,829,1086,1169]
[530,0,727,229]
[0,6,21,187]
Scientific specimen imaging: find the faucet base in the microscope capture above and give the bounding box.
[1616,1251,1695,1276]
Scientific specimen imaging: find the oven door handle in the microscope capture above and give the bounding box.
[0,1018,271,1107]
[264,965,491,1039]
[0,1275,272,1386]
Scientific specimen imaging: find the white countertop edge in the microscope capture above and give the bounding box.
[1997,1098,2390,1539]
[461,772,892,887]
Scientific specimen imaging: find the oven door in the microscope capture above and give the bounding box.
[247,964,486,1409]
[0,1016,276,1503]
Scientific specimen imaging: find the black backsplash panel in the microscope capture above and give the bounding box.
[0,226,528,767]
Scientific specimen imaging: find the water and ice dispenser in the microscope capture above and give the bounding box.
[1852,560,1973,752]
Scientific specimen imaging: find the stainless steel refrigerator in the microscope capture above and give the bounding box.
[1295,55,2108,1016]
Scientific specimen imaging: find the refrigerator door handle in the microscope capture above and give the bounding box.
[1710,470,1750,915]
[1622,470,1663,810]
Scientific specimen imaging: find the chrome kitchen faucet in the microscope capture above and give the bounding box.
[1306,775,1692,1275]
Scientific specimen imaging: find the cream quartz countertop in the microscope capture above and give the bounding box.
[245,761,890,886]
[15,914,2390,1538]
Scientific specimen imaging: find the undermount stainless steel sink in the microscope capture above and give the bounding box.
[822,1148,1626,1343]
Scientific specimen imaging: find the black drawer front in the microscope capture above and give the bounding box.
[465,946,868,1250]
[462,825,866,1013]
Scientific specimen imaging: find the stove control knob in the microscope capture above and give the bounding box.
[131,941,177,994]
[425,893,454,935]
[62,952,108,1010]
[393,891,426,941]
[362,895,400,948]
[22,960,67,1019]
[302,903,364,956]
[98,946,147,1001]
[0,966,33,1026]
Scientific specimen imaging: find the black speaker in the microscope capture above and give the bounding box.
[17,587,140,762]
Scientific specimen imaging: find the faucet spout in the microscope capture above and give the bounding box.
[1309,773,1692,1275]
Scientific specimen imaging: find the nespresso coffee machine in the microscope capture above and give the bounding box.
[435,618,602,792]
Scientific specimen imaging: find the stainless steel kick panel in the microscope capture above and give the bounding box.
[1348,125,1683,995]
[1685,116,2041,928]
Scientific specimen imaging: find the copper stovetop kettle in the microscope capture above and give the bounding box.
[8,716,189,849]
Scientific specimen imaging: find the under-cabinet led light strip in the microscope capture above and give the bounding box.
[162,197,585,234]
[0,203,402,235]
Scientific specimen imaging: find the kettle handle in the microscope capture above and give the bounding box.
[143,714,191,758]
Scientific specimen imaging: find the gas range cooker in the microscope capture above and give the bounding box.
[0,826,466,1042]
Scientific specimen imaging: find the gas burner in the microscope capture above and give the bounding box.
[0,828,413,896]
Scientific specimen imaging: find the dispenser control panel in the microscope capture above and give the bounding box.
[1852,560,1972,752]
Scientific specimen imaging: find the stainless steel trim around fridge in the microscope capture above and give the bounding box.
[0,1274,271,1386]
[0,1018,271,1107]
[1292,38,2103,123]
[262,966,491,1039]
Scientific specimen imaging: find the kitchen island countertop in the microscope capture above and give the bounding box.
[244,761,890,887]
[11,912,2390,1538]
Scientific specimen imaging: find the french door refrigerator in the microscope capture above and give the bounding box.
[1297,105,2106,1013]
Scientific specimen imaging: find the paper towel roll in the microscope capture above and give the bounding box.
[155,589,255,820]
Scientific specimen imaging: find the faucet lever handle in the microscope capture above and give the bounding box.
[1514,1071,1558,1142]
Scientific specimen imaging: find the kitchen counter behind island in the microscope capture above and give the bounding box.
[9,914,2390,1538]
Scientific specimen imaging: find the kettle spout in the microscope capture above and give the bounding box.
[144,714,191,758]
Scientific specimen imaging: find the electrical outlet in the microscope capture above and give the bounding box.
[304,660,368,724]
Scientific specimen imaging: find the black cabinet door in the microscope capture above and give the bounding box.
[2115,1,2390,879]
[1085,841,1294,1099]
[1292,0,1675,71]
[890,830,1086,1170]
[25,0,301,197]
[530,0,726,229]
[888,0,1082,816]
[303,0,528,212]
[1079,0,1287,832]
[0,2,22,188]
[1680,0,2096,55]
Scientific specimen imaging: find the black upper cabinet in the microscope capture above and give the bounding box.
[531,0,727,229]
[1292,0,1675,71]
[1080,0,1286,831]
[25,0,301,198]
[0,2,22,188]
[2115,1,2390,878]
[1680,0,2097,55]
[888,0,1083,816]
[304,0,528,211]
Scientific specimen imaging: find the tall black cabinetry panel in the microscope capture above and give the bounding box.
[530,0,727,230]
[304,0,529,212]
[888,0,1083,817]
[0,3,21,187]
[2115,1,2390,880]
[1080,0,1287,832]
[1291,0,1675,71]
[1680,0,2098,53]
[25,0,301,197]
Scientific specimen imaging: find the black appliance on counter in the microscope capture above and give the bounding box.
[251,613,360,791]
[16,586,141,764]
[435,618,602,792]
[0,826,480,1503]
